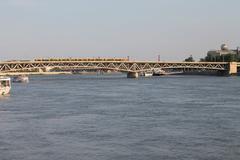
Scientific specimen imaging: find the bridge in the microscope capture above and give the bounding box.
[0,59,238,78]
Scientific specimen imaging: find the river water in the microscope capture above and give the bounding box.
[0,74,240,160]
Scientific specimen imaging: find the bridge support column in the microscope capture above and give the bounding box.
[217,62,238,76]
[228,62,238,76]
[127,72,139,78]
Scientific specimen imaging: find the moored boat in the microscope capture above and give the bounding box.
[12,75,29,83]
[143,72,153,77]
[0,77,11,95]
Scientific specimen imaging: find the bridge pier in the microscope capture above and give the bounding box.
[228,62,238,76]
[127,72,139,78]
[217,62,238,76]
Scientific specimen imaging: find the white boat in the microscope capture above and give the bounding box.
[143,72,153,77]
[0,77,11,95]
[13,75,29,83]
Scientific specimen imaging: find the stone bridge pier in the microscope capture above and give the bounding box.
[217,62,238,76]
[228,62,238,75]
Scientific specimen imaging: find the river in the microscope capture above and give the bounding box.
[0,74,240,160]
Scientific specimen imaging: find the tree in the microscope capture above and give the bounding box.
[202,52,240,62]
[199,58,205,62]
[223,54,237,62]
[184,55,195,62]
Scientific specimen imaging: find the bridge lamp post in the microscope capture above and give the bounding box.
[158,55,161,62]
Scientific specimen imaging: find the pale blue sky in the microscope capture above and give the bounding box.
[0,0,239,60]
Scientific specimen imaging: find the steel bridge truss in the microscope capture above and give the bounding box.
[0,61,229,73]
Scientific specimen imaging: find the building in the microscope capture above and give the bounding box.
[207,44,240,58]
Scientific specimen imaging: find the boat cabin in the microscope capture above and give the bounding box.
[0,77,11,95]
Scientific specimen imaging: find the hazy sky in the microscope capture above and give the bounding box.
[0,0,239,61]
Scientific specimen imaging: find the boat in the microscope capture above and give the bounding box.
[0,77,11,95]
[153,70,183,76]
[12,75,29,83]
[143,72,153,77]
[153,70,166,76]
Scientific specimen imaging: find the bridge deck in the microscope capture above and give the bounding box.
[0,60,230,64]
[0,60,231,74]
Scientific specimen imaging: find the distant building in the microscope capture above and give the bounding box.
[207,44,240,58]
